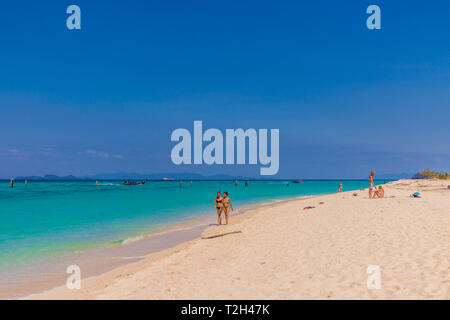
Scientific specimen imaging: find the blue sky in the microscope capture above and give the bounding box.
[0,0,449,178]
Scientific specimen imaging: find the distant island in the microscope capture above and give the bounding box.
[14,174,80,181]
[13,173,252,181]
[8,171,448,181]
[412,169,449,180]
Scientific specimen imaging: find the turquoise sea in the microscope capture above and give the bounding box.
[0,179,388,296]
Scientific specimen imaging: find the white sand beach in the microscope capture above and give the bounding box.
[27,179,449,300]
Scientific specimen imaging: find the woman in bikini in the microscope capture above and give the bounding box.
[222,192,233,225]
[374,185,384,198]
[213,191,224,225]
[368,171,377,199]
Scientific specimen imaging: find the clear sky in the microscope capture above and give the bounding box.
[0,0,449,178]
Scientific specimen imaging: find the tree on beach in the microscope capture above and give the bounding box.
[413,169,449,180]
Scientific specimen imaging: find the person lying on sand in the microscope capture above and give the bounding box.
[374,185,384,198]
[213,191,224,225]
[222,192,233,225]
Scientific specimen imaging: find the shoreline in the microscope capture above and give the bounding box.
[25,179,449,300]
[4,194,316,299]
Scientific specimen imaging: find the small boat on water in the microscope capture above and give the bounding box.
[123,180,146,186]
[291,179,303,184]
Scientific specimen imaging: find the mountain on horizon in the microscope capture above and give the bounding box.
[14,174,79,181]
[13,172,252,181]
[12,172,414,181]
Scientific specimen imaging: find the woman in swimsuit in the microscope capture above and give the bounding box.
[374,185,384,198]
[368,171,376,199]
[222,192,233,225]
[213,191,224,225]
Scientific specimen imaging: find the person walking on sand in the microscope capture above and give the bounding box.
[338,182,343,192]
[222,192,233,225]
[213,191,224,225]
[368,171,377,199]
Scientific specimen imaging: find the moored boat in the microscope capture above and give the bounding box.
[123,180,146,186]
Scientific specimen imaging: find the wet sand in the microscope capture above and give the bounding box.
[2,198,304,299]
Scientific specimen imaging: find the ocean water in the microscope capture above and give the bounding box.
[0,179,388,295]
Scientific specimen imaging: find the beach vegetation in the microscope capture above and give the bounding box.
[412,169,449,180]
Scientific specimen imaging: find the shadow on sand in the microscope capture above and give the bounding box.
[201,231,242,240]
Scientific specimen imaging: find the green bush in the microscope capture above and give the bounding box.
[418,169,449,180]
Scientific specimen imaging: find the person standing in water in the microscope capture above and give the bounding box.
[190,180,193,187]
[245,180,249,187]
[235,180,238,187]
[10,178,14,188]
[338,182,342,192]
[25,180,28,188]
[213,191,224,225]
[222,192,233,225]
[368,171,376,199]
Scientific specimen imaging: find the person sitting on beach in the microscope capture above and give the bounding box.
[368,171,376,199]
[213,191,224,225]
[374,186,384,198]
[222,192,233,225]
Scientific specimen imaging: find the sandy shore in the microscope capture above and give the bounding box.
[27,179,449,299]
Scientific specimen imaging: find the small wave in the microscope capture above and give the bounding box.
[297,195,315,199]
[111,235,144,246]
[122,236,144,245]
[260,201,276,205]
[121,255,147,260]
